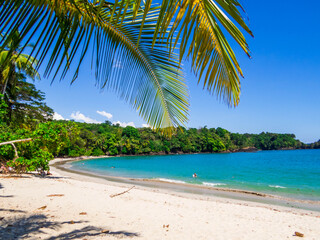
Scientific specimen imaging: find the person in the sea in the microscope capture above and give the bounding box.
[193,173,197,178]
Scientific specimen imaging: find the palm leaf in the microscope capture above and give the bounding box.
[0,0,189,132]
[100,0,253,105]
[153,0,253,106]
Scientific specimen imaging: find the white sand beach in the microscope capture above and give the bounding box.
[1,159,320,240]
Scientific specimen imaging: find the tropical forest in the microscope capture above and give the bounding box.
[1,81,319,173]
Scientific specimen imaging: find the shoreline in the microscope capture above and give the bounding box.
[50,156,320,212]
[56,147,310,159]
[1,157,320,239]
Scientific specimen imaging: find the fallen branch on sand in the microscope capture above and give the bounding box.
[110,186,135,198]
[47,194,64,197]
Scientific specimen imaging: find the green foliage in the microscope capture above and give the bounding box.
[252,133,299,150]
[1,30,40,102]
[92,148,105,156]
[309,140,320,149]
[0,32,53,125]
[0,94,7,122]
[4,79,53,125]
[108,147,119,156]
[207,138,226,152]
[53,122,308,157]
[32,121,80,156]
[0,74,317,174]
[7,150,52,173]
[2,118,318,174]
[122,126,140,139]
[0,125,54,173]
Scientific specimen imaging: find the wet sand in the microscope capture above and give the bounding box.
[53,157,320,212]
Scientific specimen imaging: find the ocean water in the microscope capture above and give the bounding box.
[70,149,320,201]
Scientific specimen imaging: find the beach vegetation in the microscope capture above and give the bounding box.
[1,76,318,174]
[0,93,7,122]
[0,31,53,125]
[3,77,54,125]
[2,115,315,174]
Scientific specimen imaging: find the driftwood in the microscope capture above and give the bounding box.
[110,186,135,198]
[0,138,32,159]
[47,194,64,197]
[294,232,304,237]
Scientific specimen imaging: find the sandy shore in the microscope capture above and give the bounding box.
[1,159,320,239]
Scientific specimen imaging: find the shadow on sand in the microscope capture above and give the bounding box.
[0,183,13,198]
[0,214,140,240]
[33,175,67,180]
[0,208,26,213]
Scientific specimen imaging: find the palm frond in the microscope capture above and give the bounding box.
[152,0,253,106]
[0,0,189,132]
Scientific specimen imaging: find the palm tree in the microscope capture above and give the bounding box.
[0,31,40,96]
[0,0,252,131]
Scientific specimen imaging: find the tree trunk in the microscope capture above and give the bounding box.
[0,138,32,160]
[1,62,15,96]
[0,138,33,146]
[1,76,8,95]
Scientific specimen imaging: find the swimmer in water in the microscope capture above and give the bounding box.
[193,173,197,178]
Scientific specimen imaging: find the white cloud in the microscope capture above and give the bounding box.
[53,112,65,120]
[142,124,150,128]
[97,110,113,119]
[112,121,135,128]
[71,111,101,124]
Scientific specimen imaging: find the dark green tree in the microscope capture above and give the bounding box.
[4,74,53,125]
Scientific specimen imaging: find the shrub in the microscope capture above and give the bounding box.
[108,147,118,156]
[7,149,53,173]
[91,148,105,156]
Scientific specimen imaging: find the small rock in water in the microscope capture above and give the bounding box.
[294,232,304,237]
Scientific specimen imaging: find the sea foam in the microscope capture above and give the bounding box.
[157,178,186,184]
[202,182,226,187]
[268,185,287,189]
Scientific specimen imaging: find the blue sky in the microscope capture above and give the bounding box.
[34,0,320,143]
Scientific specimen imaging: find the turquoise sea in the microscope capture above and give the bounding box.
[70,149,320,201]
